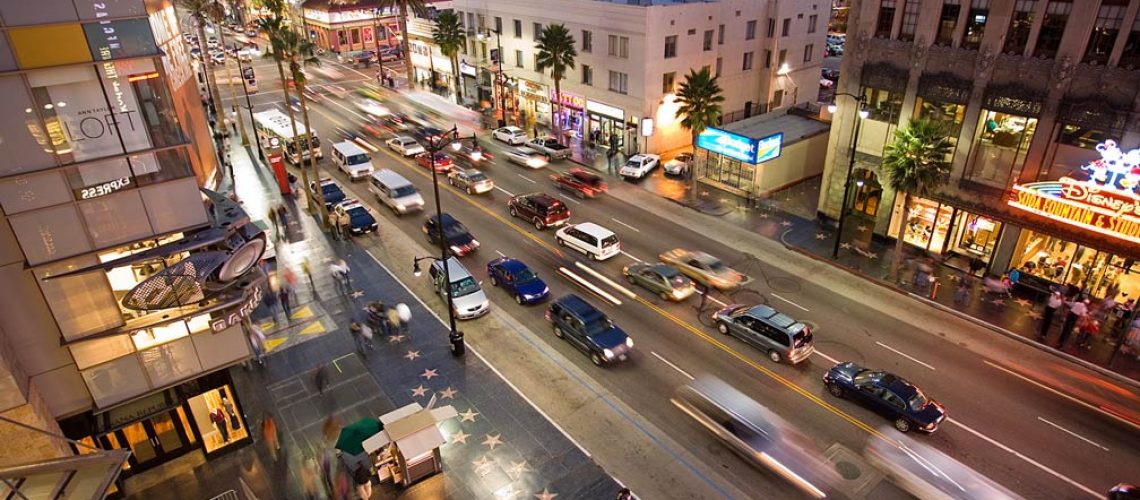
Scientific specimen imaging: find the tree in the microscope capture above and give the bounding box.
[881,118,953,280]
[378,0,427,89]
[432,10,466,104]
[535,24,576,140]
[178,0,226,117]
[674,67,724,203]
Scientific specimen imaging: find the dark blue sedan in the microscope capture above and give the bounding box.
[311,178,346,208]
[823,362,946,433]
[486,257,549,305]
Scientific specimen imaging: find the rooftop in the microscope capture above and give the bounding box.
[722,108,831,146]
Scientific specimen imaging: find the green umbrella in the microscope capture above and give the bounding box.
[334,418,383,456]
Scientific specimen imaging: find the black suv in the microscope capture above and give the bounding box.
[422,213,479,256]
[545,294,633,366]
[507,192,570,230]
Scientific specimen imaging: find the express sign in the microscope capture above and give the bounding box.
[1008,177,1140,244]
[697,128,782,165]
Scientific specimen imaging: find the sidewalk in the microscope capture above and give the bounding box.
[124,139,623,499]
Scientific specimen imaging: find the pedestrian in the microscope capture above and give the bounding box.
[337,210,352,239]
[1058,297,1089,349]
[322,413,343,443]
[1076,315,1099,349]
[262,412,280,462]
[1039,291,1064,341]
[302,258,315,292]
[396,303,411,335]
[268,207,280,240]
[328,210,342,240]
[314,362,328,395]
[350,321,368,354]
[330,260,349,293]
[276,204,289,233]
[616,488,634,500]
[953,280,969,305]
[387,306,401,336]
[1008,267,1021,288]
[262,284,280,317]
[249,323,267,365]
[353,464,373,500]
[337,259,351,289]
[300,456,322,499]
[279,286,293,321]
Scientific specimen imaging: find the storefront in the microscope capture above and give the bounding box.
[691,112,829,198]
[1008,229,1140,298]
[517,78,550,128]
[551,90,586,139]
[302,2,398,53]
[586,99,625,152]
[887,196,1005,265]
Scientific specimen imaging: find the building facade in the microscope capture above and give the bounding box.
[442,0,827,154]
[301,0,399,55]
[0,0,259,490]
[821,0,1140,299]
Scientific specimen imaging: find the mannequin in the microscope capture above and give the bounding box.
[210,407,230,442]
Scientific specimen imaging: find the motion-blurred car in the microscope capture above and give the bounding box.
[658,248,747,290]
[823,362,947,433]
[546,294,633,366]
[386,136,425,157]
[354,98,389,117]
[414,126,447,144]
[492,126,528,145]
[663,153,693,176]
[448,168,494,194]
[550,169,606,198]
[324,84,349,99]
[865,429,1022,499]
[508,193,569,230]
[487,257,549,305]
[671,377,836,498]
[423,213,479,256]
[415,151,454,172]
[378,46,402,61]
[623,263,695,301]
[714,304,814,364]
[619,154,661,180]
[504,147,548,169]
[333,200,378,235]
[310,178,347,208]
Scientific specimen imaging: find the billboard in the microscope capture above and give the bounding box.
[697,128,783,165]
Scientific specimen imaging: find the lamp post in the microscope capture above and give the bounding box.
[829,92,869,258]
[413,125,480,356]
[238,60,265,162]
[478,29,508,127]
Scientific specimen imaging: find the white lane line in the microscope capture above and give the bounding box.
[812,349,842,365]
[874,341,935,371]
[574,261,636,299]
[1037,417,1110,451]
[495,250,506,257]
[694,289,727,307]
[494,185,516,197]
[559,194,582,205]
[770,292,809,312]
[983,360,1140,432]
[610,217,641,233]
[557,267,622,306]
[620,250,643,263]
[517,174,537,184]
[947,418,1100,498]
[651,351,695,380]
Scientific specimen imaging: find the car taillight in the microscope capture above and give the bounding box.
[544,310,552,321]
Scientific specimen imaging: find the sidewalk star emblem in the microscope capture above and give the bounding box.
[459,408,480,422]
[815,232,828,240]
[439,387,458,399]
[472,455,492,470]
[534,489,559,500]
[482,433,503,450]
[421,368,438,380]
[404,350,421,360]
[451,430,469,444]
[411,384,429,397]
[388,334,406,343]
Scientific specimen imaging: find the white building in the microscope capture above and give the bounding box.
[428,0,826,154]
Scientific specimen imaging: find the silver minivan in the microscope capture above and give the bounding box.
[332,141,373,180]
[429,257,490,320]
[370,169,424,214]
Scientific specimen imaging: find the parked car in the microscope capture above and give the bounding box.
[415,151,454,172]
[819,78,835,89]
[663,153,693,176]
[486,257,550,305]
[619,154,661,180]
[508,192,570,230]
[658,248,748,290]
[623,263,695,301]
[423,213,479,256]
[821,68,840,81]
[448,168,494,194]
[493,126,528,145]
[378,46,403,62]
[504,147,549,168]
[545,294,633,366]
[713,304,814,364]
[550,169,606,198]
[386,136,425,157]
[823,362,946,432]
[555,222,620,261]
[333,200,378,235]
[526,136,570,160]
[429,257,490,320]
[310,178,346,208]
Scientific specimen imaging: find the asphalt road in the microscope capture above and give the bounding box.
[218,52,1140,499]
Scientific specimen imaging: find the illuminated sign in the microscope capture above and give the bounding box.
[586,100,624,121]
[209,286,263,333]
[1008,177,1140,244]
[697,128,783,165]
[549,90,585,109]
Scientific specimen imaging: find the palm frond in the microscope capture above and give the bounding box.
[882,118,953,197]
[674,67,724,137]
[534,24,577,80]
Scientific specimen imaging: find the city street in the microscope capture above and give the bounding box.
[219,51,1140,499]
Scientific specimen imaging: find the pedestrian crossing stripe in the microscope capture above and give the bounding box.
[299,321,325,335]
[291,305,314,320]
[264,338,287,352]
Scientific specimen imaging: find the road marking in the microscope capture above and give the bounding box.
[494,185,515,197]
[557,267,622,306]
[610,217,641,233]
[874,341,935,370]
[495,250,506,257]
[948,418,1100,498]
[1036,417,1109,451]
[770,292,809,312]
[651,351,695,380]
[517,174,537,183]
[812,349,842,365]
[983,360,1140,432]
[620,250,643,262]
[559,194,582,205]
[575,261,636,299]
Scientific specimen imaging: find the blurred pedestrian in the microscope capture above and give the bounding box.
[267,207,281,240]
[314,363,328,395]
[302,259,315,292]
[279,286,293,321]
[353,464,373,499]
[249,323,267,365]
[1040,291,1064,341]
[350,321,369,354]
[301,456,322,499]
[333,469,352,500]
[952,280,969,305]
[616,488,633,500]
[337,210,351,239]
[276,204,288,230]
[1058,297,1089,349]
[337,259,352,289]
[322,413,343,443]
[330,260,350,293]
[263,284,280,317]
[396,303,411,334]
[262,412,280,462]
[329,210,342,240]
[387,306,401,336]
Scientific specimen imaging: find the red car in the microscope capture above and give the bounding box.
[550,168,607,198]
[415,152,454,172]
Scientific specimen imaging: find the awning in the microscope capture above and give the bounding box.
[335,418,383,456]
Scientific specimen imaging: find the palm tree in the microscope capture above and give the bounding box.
[379,0,428,89]
[178,0,226,117]
[881,118,953,280]
[277,26,330,226]
[674,67,724,203]
[535,24,576,140]
[432,10,466,104]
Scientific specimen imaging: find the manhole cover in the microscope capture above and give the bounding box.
[766,276,802,293]
[836,460,862,480]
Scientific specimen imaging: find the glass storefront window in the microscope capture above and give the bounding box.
[1057,123,1114,149]
[1012,229,1078,282]
[967,110,1037,188]
[864,87,902,122]
[949,213,1002,261]
[187,386,248,453]
[914,97,965,145]
[701,152,754,193]
[858,87,903,157]
[1012,231,1140,299]
[890,196,953,252]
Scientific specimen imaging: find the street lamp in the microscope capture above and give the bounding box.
[829,92,869,258]
[238,61,265,162]
[413,125,480,356]
[478,28,508,127]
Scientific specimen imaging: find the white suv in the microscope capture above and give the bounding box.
[331,141,373,180]
[620,154,661,180]
[555,222,620,261]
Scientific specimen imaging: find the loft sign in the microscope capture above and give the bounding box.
[209,286,263,333]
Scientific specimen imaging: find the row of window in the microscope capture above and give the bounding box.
[664,15,819,59]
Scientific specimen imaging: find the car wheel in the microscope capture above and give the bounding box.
[827,383,844,398]
[660,291,670,301]
[515,294,523,305]
[467,187,474,195]
[717,322,729,335]
[556,237,565,247]
[489,275,498,287]
[767,350,781,363]
[553,325,564,338]
[894,418,912,433]
[509,207,518,218]
[534,218,545,230]
[626,274,636,285]
[588,252,597,261]
[591,353,604,366]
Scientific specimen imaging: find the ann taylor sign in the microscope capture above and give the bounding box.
[209,286,263,333]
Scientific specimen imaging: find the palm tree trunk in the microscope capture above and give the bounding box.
[274,57,315,216]
[553,78,561,142]
[296,76,328,227]
[688,132,698,205]
[217,28,249,147]
[891,192,911,281]
[196,20,221,119]
[452,53,463,105]
[398,5,414,89]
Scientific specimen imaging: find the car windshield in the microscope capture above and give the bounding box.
[443,221,469,238]
[392,185,417,197]
[347,153,370,164]
[450,276,480,297]
[853,370,879,386]
[677,153,692,161]
[704,259,726,272]
[467,172,488,182]
[513,268,538,283]
[908,391,930,411]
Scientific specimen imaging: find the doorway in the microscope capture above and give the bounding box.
[101,409,195,474]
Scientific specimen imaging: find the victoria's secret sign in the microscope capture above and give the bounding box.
[1008,177,1140,244]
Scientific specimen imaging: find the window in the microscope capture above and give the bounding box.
[804,44,814,62]
[961,0,990,50]
[718,24,725,44]
[515,49,523,67]
[665,35,678,58]
[899,0,920,41]
[914,97,965,151]
[1057,123,1114,149]
[495,16,502,34]
[1003,0,1036,54]
[875,0,896,38]
[767,19,775,37]
[582,64,593,85]
[467,12,475,29]
[704,30,714,51]
[534,22,542,41]
[608,35,629,58]
[773,89,784,108]
[743,51,754,70]
[1119,15,1140,69]
[782,18,791,36]
[477,14,485,30]
[663,72,675,93]
[778,48,787,66]
[534,53,540,69]
[935,0,961,45]
[967,110,1038,188]
[513,19,522,38]
[1034,0,1071,59]
[746,20,757,40]
[1084,0,1127,65]
[765,49,772,68]
[582,30,592,52]
[608,70,628,94]
[715,57,722,76]
[808,14,818,34]
[864,87,903,123]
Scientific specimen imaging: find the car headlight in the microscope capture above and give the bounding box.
[541,286,549,295]
[625,338,634,348]
[479,300,489,309]
[603,348,615,359]
[472,240,480,248]
[450,245,463,254]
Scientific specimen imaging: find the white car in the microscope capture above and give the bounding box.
[504,147,548,169]
[493,126,528,145]
[663,153,693,176]
[555,222,620,261]
[619,154,661,180]
[355,98,389,117]
[387,136,425,157]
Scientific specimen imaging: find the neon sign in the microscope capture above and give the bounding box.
[1008,177,1140,244]
[697,128,782,165]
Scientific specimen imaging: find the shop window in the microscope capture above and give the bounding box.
[876,1,897,38]
[1057,123,1114,150]
[851,169,882,218]
[1012,229,1077,283]
[0,169,72,215]
[890,196,954,252]
[1119,16,1140,69]
[1084,0,1127,65]
[35,255,123,340]
[0,0,78,28]
[9,203,93,265]
[187,386,248,453]
[1003,0,1037,54]
[936,0,961,46]
[138,177,209,234]
[898,0,921,42]
[863,87,903,123]
[961,0,990,50]
[0,76,58,177]
[701,152,754,193]
[1012,231,1139,298]
[1034,0,1071,59]
[337,30,348,46]
[948,213,1002,261]
[140,336,202,387]
[69,336,135,371]
[914,97,965,146]
[81,354,150,409]
[966,110,1038,188]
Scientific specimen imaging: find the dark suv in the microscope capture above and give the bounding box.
[422,213,479,256]
[545,294,633,366]
[507,193,570,230]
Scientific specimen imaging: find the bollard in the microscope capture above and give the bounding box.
[930,280,941,300]
[449,330,465,356]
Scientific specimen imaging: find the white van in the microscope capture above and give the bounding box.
[331,141,373,180]
[369,169,424,214]
[429,257,490,319]
[555,222,621,261]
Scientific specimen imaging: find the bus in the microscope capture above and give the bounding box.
[252,109,323,164]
